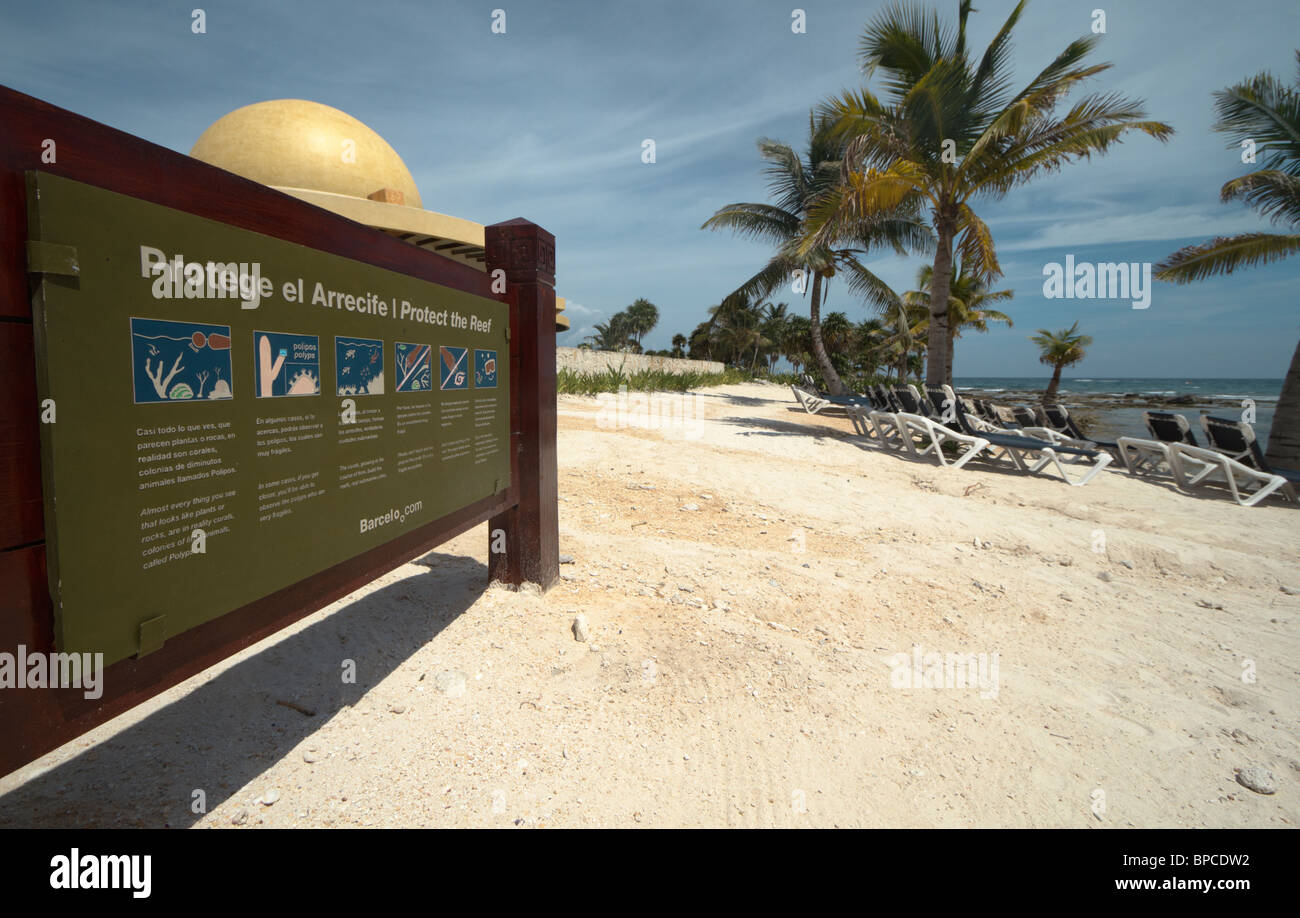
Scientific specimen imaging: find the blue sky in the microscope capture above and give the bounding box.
[3,0,1297,377]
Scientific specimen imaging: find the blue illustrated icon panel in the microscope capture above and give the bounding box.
[255,330,320,398]
[130,317,234,405]
[439,346,469,390]
[474,349,498,388]
[394,342,432,392]
[335,336,385,396]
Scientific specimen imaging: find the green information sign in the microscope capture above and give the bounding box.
[27,172,511,666]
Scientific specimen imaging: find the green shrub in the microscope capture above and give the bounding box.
[556,365,757,396]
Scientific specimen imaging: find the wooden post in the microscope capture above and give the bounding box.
[485,219,559,590]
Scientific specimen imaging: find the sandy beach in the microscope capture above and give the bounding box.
[1,381,1296,828]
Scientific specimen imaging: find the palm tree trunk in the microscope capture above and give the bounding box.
[1043,364,1064,405]
[946,331,956,388]
[809,272,846,395]
[1265,336,1300,469]
[894,303,911,384]
[926,213,955,386]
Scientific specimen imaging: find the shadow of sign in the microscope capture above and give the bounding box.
[0,552,483,828]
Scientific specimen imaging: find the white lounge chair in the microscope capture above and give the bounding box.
[925,386,1092,450]
[1169,443,1294,507]
[791,382,872,416]
[845,400,890,442]
[935,386,1114,486]
[1116,411,1198,478]
[1169,416,1300,507]
[1037,404,1122,459]
[851,385,912,451]
[887,386,990,468]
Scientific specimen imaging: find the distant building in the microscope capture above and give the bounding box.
[189,99,568,332]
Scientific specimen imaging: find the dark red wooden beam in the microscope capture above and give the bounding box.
[485,220,559,590]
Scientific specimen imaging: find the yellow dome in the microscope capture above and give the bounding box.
[190,99,422,209]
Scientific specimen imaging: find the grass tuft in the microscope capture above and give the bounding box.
[556,366,758,395]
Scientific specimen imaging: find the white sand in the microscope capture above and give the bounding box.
[1,381,1296,827]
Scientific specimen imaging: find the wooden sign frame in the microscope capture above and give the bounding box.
[0,84,558,777]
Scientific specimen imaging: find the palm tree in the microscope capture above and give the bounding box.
[819,311,855,366]
[704,112,931,394]
[687,320,714,360]
[697,293,766,368]
[728,297,770,372]
[760,302,790,372]
[878,287,917,384]
[781,315,813,375]
[1030,322,1092,405]
[904,264,1013,385]
[741,299,775,372]
[844,271,916,385]
[809,0,1172,386]
[670,333,687,358]
[584,315,633,351]
[854,317,890,379]
[625,298,660,349]
[1155,51,1300,468]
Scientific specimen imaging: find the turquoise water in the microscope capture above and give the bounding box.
[953,377,1284,445]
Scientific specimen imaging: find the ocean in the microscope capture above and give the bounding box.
[952,377,1285,446]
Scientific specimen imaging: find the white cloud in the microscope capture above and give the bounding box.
[996,205,1269,253]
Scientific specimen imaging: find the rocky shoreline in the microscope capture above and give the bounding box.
[953,387,1266,439]
[955,387,1258,413]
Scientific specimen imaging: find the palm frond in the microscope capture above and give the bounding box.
[756,138,809,213]
[898,57,979,154]
[839,259,903,314]
[840,211,936,258]
[1212,74,1300,175]
[966,0,1027,113]
[1220,170,1300,225]
[1154,232,1300,282]
[820,89,908,175]
[801,162,929,253]
[954,202,1001,280]
[859,1,954,96]
[724,254,803,304]
[701,203,802,246]
[1012,36,1104,107]
[966,109,1173,197]
[961,62,1113,170]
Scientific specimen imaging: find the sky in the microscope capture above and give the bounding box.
[2,0,1297,378]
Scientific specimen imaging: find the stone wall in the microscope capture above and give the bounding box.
[556,347,725,376]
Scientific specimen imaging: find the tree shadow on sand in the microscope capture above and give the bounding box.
[0,551,487,828]
[722,415,857,440]
[690,391,785,408]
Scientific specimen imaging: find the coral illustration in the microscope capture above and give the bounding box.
[258,335,287,397]
[146,353,185,399]
[287,368,318,395]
